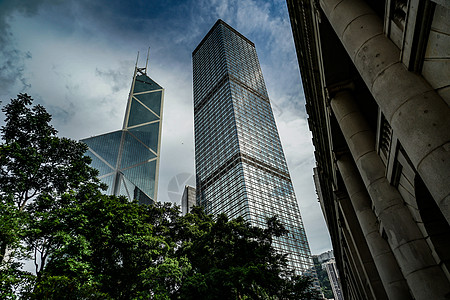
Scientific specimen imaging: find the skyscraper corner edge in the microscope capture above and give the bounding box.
[192,19,255,57]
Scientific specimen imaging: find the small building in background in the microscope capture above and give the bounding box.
[181,185,196,215]
[323,258,344,300]
[317,250,334,264]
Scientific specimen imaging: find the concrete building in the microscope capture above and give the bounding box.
[287,0,450,299]
[82,62,163,204]
[323,258,344,300]
[317,250,334,264]
[181,185,196,215]
[192,19,314,275]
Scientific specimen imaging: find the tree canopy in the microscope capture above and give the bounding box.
[0,94,319,299]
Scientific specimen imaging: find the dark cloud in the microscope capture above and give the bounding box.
[0,48,31,96]
[47,103,74,127]
[0,0,63,97]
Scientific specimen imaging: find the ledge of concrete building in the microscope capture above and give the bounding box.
[321,0,450,224]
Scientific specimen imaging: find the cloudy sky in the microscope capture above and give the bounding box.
[0,0,332,254]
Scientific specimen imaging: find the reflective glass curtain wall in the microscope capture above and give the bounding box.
[82,67,163,205]
[193,20,314,274]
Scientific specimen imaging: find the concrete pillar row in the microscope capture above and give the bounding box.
[319,0,450,224]
[337,154,411,299]
[336,194,388,299]
[339,222,378,300]
[330,91,450,300]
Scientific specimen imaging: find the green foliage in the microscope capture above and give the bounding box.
[33,202,318,299]
[173,208,319,300]
[0,94,99,211]
[0,94,103,297]
[1,95,319,299]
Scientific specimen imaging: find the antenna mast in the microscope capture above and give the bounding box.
[145,47,150,74]
[135,51,140,68]
[136,47,150,76]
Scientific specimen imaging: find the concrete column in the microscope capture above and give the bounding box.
[337,154,411,299]
[319,0,450,224]
[340,243,367,300]
[330,90,450,300]
[339,225,375,299]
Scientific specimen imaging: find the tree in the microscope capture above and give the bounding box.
[30,198,189,299]
[0,94,99,211]
[0,94,102,296]
[173,208,319,300]
[1,94,319,299]
[32,203,319,300]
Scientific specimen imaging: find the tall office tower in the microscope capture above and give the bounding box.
[192,19,313,274]
[82,62,164,205]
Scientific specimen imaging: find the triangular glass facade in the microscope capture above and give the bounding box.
[81,67,163,204]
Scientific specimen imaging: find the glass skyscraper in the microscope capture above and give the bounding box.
[193,20,314,274]
[82,64,163,205]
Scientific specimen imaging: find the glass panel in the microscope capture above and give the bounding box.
[127,99,159,127]
[99,174,115,194]
[118,176,131,200]
[133,75,162,93]
[85,150,115,177]
[123,176,137,199]
[82,130,122,168]
[122,175,153,204]
[119,132,156,169]
[134,91,162,116]
[134,187,153,205]
[128,122,160,152]
[122,160,156,200]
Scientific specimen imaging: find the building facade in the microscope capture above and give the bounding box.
[322,258,344,300]
[181,185,196,215]
[316,250,334,264]
[287,0,450,299]
[192,19,314,274]
[82,64,164,204]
